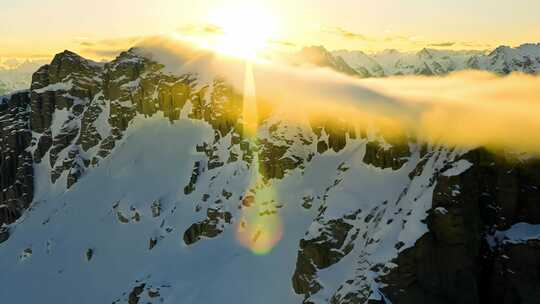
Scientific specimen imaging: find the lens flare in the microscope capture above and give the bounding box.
[235,56,283,254]
[235,191,283,255]
[235,140,284,255]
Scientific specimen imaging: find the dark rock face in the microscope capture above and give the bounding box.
[0,92,33,227]
[112,281,167,304]
[363,140,411,170]
[183,208,232,245]
[258,138,302,180]
[381,149,540,304]
[310,118,357,154]
[292,217,357,298]
[30,50,104,188]
[128,283,146,304]
[486,240,540,304]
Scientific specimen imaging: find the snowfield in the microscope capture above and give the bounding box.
[0,109,454,303]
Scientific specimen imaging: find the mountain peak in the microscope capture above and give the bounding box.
[417,48,433,59]
[52,50,86,64]
[487,45,516,58]
[301,45,331,55]
[298,45,361,76]
[110,47,146,66]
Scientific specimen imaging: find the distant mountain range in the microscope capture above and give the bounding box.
[1,43,539,96]
[296,43,540,77]
[0,59,49,95]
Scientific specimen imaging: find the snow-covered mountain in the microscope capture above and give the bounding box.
[329,44,540,77]
[467,43,540,74]
[290,46,363,77]
[0,44,539,304]
[333,50,386,77]
[0,59,49,95]
[372,48,485,76]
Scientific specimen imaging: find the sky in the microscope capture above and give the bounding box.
[1,0,540,61]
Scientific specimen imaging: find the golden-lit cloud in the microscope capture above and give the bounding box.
[428,42,456,47]
[76,36,144,60]
[250,66,540,155]
[321,27,470,51]
[360,72,540,154]
[322,26,372,41]
[79,41,95,47]
[138,37,540,155]
[383,35,413,43]
[268,39,297,48]
[460,41,495,49]
[177,24,224,36]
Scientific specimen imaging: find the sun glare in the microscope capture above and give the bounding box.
[207,4,279,60]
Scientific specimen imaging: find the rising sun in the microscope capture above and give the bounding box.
[207,4,279,60]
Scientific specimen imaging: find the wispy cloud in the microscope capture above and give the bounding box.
[428,42,456,47]
[322,26,372,41]
[322,27,496,51]
[80,48,127,58]
[75,36,144,60]
[79,41,95,47]
[460,41,494,49]
[269,39,297,48]
[0,53,52,60]
[322,27,447,49]
[383,35,411,42]
[177,24,224,36]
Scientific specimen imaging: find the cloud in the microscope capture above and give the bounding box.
[76,36,144,60]
[0,53,52,60]
[428,42,455,47]
[177,23,224,36]
[80,41,95,47]
[323,26,372,41]
[460,41,494,49]
[255,68,540,155]
[359,72,540,154]
[80,48,126,58]
[269,40,297,48]
[137,37,540,155]
[383,35,411,42]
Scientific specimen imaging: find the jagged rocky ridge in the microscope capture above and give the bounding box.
[0,46,538,304]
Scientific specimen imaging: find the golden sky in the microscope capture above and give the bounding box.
[1,0,540,61]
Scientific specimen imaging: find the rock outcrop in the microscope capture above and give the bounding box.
[380,149,540,304]
[0,91,33,227]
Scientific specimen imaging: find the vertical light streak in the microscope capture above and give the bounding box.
[242,62,258,139]
[236,60,283,255]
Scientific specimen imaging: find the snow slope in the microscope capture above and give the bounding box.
[0,89,462,304]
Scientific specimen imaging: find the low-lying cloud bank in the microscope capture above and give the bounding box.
[137,37,540,155]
